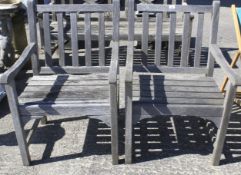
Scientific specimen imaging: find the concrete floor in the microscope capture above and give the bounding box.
[1,5,241,175]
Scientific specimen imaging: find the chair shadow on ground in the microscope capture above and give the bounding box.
[1,100,241,165]
[26,109,241,165]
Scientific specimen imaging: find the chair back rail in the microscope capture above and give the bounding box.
[27,1,119,75]
[128,1,219,68]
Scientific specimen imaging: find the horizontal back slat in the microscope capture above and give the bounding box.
[137,4,213,13]
[36,4,113,12]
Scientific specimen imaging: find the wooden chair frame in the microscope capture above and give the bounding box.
[0,0,120,166]
[124,0,241,166]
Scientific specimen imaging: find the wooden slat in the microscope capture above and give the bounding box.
[180,12,191,67]
[194,13,204,67]
[27,78,217,87]
[70,12,79,66]
[19,104,110,116]
[128,0,135,42]
[57,13,65,66]
[167,12,176,67]
[27,0,39,74]
[137,4,213,13]
[19,90,110,100]
[155,13,163,65]
[133,97,223,105]
[132,104,223,118]
[207,1,220,76]
[132,85,220,93]
[39,66,109,74]
[37,4,113,12]
[133,65,208,74]
[85,13,92,66]
[43,12,52,66]
[30,74,108,81]
[98,13,105,66]
[142,12,149,62]
[112,0,119,42]
[27,80,109,86]
[131,91,223,99]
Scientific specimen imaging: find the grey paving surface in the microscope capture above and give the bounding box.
[1,5,241,175]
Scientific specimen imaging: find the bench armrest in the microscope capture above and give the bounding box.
[0,43,36,84]
[125,41,134,83]
[210,44,241,86]
[109,41,119,84]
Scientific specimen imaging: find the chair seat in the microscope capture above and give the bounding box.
[18,74,111,116]
[131,72,225,119]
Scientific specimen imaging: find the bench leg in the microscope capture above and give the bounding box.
[5,82,31,166]
[125,83,133,164]
[110,84,119,165]
[212,83,236,166]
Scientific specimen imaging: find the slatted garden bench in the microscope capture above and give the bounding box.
[0,0,120,165]
[124,0,241,166]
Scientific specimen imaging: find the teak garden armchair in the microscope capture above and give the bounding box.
[124,0,241,166]
[0,0,120,165]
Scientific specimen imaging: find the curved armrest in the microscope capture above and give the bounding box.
[125,41,134,83]
[109,41,119,84]
[0,43,36,84]
[210,44,241,86]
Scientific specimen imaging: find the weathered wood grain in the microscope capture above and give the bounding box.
[70,12,79,66]
[167,12,176,67]
[56,13,65,66]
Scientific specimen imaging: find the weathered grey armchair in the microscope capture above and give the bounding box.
[0,0,120,165]
[124,0,241,166]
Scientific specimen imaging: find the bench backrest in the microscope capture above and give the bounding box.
[128,0,220,69]
[27,0,119,75]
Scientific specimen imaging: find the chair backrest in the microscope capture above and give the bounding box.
[128,0,220,70]
[231,5,241,52]
[27,0,119,75]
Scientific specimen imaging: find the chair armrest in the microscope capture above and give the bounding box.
[0,43,36,84]
[109,41,119,84]
[125,41,134,83]
[210,44,241,86]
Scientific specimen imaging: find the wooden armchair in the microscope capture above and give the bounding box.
[124,0,241,166]
[0,0,120,165]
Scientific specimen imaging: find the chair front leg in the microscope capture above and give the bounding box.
[212,83,236,166]
[5,81,31,166]
[110,83,119,165]
[125,82,133,164]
